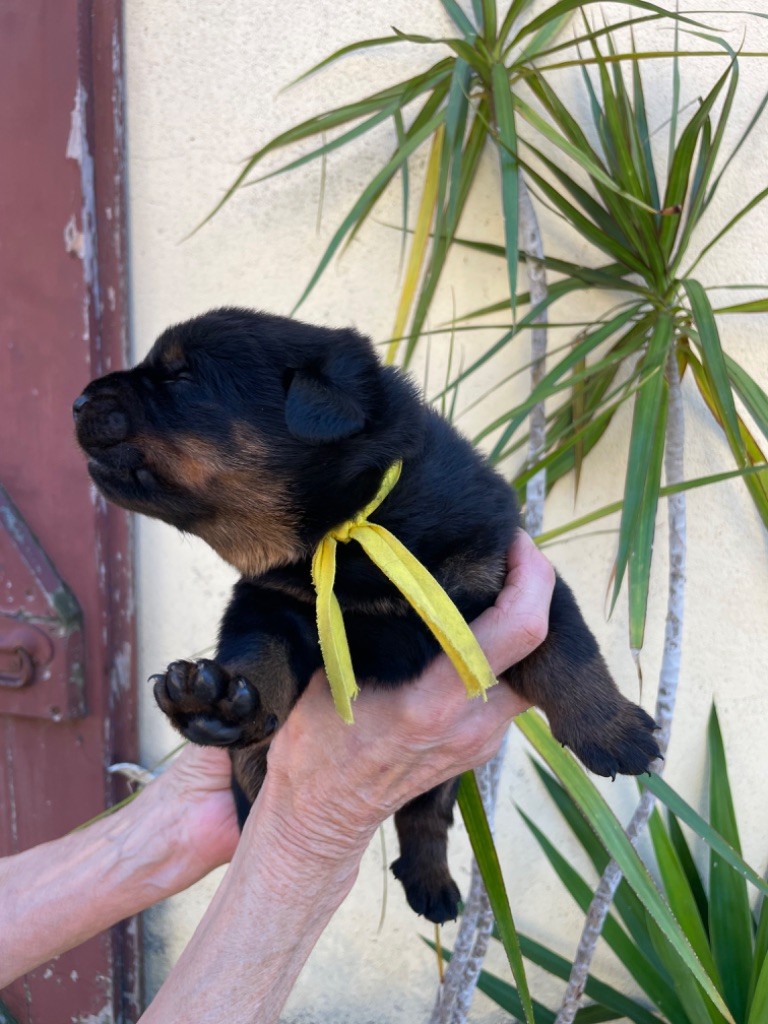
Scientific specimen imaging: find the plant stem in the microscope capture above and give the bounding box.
[430,172,548,1024]
[520,173,548,537]
[554,351,686,1024]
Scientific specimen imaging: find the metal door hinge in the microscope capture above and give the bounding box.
[0,482,85,720]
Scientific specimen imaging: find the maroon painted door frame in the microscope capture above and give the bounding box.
[0,2,139,1021]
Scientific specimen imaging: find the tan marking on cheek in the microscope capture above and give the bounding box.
[137,434,221,489]
[137,429,303,576]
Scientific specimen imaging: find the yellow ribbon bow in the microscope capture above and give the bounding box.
[310,460,498,723]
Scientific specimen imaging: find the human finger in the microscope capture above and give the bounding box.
[470,530,555,677]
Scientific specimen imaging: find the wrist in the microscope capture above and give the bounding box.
[94,778,191,907]
[245,772,369,898]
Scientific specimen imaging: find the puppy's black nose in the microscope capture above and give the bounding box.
[72,393,90,419]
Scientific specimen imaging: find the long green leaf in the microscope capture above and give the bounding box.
[748,897,768,1015]
[631,34,661,214]
[194,60,453,232]
[458,770,535,1024]
[291,111,445,312]
[286,35,408,88]
[527,761,667,972]
[666,810,710,931]
[246,102,400,186]
[519,809,688,1022]
[515,12,573,66]
[748,956,768,1024]
[684,280,745,462]
[708,707,754,1023]
[488,306,643,460]
[512,91,657,214]
[491,61,520,316]
[682,342,768,526]
[516,932,665,1024]
[660,61,733,259]
[517,710,734,1022]
[394,110,409,269]
[714,298,768,315]
[687,187,768,277]
[724,354,768,446]
[443,59,473,230]
[498,0,534,49]
[512,0,708,47]
[402,100,489,365]
[646,915,722,1024]
[536,464,768,544]
[648,807,721,983]
[670,55,740,269]
[628,377,668,651]
[611,314,671,613]
[439,0,477,36]
[481,0,497,46]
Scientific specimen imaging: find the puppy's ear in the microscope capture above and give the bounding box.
[284,330,380,444]
[284,369,366,443]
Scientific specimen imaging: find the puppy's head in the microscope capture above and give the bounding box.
[74,308,422,576]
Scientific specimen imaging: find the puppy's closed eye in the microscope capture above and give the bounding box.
[165,369,193,384]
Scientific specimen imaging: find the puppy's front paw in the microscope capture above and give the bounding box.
[554,700,660,779]
[391,856,462,925]
[152,659,278,748]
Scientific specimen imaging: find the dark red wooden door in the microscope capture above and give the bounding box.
[0,2,139,1021]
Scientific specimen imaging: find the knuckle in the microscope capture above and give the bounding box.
[518,609,549,650]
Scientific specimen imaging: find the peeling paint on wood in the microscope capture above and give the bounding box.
[66,81,101,317]
[73,1006,112,1024]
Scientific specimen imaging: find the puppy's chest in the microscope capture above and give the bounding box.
[261,539,507,618]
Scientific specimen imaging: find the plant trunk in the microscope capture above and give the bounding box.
[430,172,548,1024]
[554,352,686,1024]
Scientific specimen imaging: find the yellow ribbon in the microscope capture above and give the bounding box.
[311,460,498,723]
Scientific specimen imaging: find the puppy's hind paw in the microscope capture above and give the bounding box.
[556,701,661,779]
[391,857,462,925]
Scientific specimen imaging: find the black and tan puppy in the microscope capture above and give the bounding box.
[74,308,659,923]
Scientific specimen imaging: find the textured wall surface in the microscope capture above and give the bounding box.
[124,2,768,1020]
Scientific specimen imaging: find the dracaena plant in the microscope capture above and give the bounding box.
[451,707,768,1024]
[448,25,768,653]
[192,4,767,1023]
[439,23,767,1023]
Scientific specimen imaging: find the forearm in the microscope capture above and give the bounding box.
[141,779,368,1024]
[0,783,189,987]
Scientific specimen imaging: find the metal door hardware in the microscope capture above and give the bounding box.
[0,483,85,718]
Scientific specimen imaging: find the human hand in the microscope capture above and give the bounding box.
[147,743,240,887]
[257,531,555,867]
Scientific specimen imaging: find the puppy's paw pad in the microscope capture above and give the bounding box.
[151,659,263,748]
[558,703,660,779]
[391,858,462,924]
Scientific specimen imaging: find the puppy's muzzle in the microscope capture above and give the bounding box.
[73,389,130,452]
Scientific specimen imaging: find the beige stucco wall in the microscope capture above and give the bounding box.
[124,2,768,1020]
